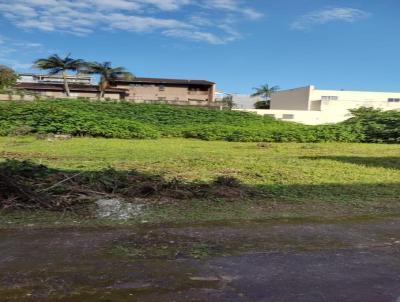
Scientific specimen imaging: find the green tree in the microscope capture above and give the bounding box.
[34,54,84,97]
[251,84,280,109]
[0,65,19,92]
[84,62,134,98]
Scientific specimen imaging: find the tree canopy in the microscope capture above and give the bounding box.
[0,65,19,92]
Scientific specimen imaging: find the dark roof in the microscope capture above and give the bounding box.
[113,77,215,86]
[16,82,128,94]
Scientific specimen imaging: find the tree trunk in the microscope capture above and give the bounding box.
[62,72,71,97]
[99,80,108,99]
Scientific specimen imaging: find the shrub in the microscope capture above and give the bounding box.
[344,108,400,143]
[0,65,19,92]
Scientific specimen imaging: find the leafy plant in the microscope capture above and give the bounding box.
[0,65,19,92]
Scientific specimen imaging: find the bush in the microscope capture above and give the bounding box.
[344,108,400,143]
[0,65,19,92]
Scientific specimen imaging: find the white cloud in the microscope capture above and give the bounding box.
[0,0,263,43]
[0,36,43,71]
[291,7,370,30]
[0,58,32,70]
[164,28,237,44]
[202,0,263,19]
[107,13,191,32]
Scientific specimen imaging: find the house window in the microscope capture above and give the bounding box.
[321,96,338,101]
[282,114,294,120]
[388,98,400,102]
[159,85,165,91]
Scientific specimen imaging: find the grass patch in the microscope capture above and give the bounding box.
[0,137,399,225]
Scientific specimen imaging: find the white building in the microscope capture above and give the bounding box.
[237,85,400,125]
[18,73,92,85]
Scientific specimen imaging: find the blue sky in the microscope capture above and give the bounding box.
[0,0,399,94]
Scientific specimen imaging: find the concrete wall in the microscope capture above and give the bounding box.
[270,86,311,110]
[0,91,121,101]
[0,94,37,101]
[235,109,327,125]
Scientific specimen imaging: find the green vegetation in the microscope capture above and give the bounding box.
[1,136,399,201]
[0,65,19,92]
[0,137,399,225]
[345,107,400,143]
[0,99,365,142]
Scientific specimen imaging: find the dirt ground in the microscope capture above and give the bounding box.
[1,217,400,301]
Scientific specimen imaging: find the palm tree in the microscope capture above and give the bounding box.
[34,54,84,97]
[84,62,134,98]
[251,84,280,99]
[251,84,280,109]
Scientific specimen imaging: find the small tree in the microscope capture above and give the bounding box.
[251,84,280,109]
[0,65,19,92]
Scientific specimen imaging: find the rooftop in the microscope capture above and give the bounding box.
[19,73,91,78]
[113,77,215,86]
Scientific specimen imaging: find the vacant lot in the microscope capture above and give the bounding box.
[0,136,399,224]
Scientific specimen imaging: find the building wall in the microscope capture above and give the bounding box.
[270,86,311,110]
[271,85,400,112]
[114,84,213,102]
[310,88,400,104]
[264,85,400,124]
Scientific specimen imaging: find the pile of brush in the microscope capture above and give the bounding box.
[0,160,252,211]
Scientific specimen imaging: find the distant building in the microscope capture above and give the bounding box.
[237,85,400,125]
[18,73,92,85]
[110,77,216,103]
[13,74,217,107]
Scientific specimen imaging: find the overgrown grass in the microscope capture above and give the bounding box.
[1,136,399,202]
[1,136,400,225]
